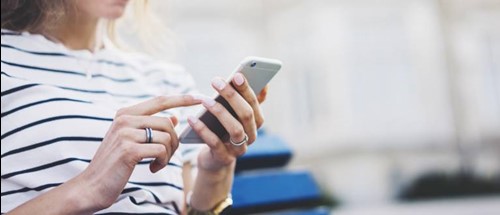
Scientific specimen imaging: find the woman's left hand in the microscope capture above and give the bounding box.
[188,73,267,172]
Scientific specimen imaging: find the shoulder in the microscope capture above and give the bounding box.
[1,29,67,54]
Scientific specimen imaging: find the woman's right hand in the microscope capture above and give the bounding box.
[77,95,201,211]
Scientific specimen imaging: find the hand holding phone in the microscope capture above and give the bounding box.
[180,56,282,143]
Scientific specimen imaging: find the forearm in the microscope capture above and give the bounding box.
[189,161,235,211]
[7,174,98,215]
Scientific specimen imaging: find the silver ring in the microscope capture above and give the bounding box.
[145,127,153,143]
[229,134,248,146]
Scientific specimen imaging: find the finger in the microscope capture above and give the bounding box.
[169,116,178,127]
[126,128,171,144]
[116,95,202,116]
[114,115,179,152]
[232,73,265,128]
[211,77,257,143]
[187,116,226,154]
[257,85,269,104]
[201,97,249,144]
[131,143,167,173]
[118,128,174,167]
[114,115,176,132]
[146,131,177,171]
[188,116,248,158]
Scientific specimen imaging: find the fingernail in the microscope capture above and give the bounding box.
[190,94,204,101]
[202,98,216,107]
[234,73,244,86]
[211,78,226,90]
[188,116,198,124]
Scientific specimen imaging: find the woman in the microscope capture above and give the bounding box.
[1,0,267,214]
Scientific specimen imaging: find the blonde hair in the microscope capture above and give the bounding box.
[110,1,176,60]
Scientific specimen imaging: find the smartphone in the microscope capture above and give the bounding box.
[180,56,282,143]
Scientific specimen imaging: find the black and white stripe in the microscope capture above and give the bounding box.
[1,29,201,214]
[1,43,129,67]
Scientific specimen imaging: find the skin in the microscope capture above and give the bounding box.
[7,0,268,214]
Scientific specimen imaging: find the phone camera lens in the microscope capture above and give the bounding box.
[250,62,257,67]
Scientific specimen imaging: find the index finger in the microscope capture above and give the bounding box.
[117,95,202,116]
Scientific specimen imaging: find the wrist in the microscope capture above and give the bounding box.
[197,147,236,174]
[66,172,103,214]
[197,159,235,181]
[187,192,233,215]
[190,159,235,211]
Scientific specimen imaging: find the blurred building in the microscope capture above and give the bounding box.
[127,0,500,208]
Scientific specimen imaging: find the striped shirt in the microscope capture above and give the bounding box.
[1,29,201,214]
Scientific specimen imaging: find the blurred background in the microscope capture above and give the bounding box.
[123,0,500,214]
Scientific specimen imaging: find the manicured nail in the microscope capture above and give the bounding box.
[234,73,245,86]
[190,94,205,101]
[188,116,198,124]
[211,78,226,90]
[202,98,216,107]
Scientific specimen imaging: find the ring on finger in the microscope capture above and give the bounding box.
[229,134,248,146]
[145,127,153,143]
